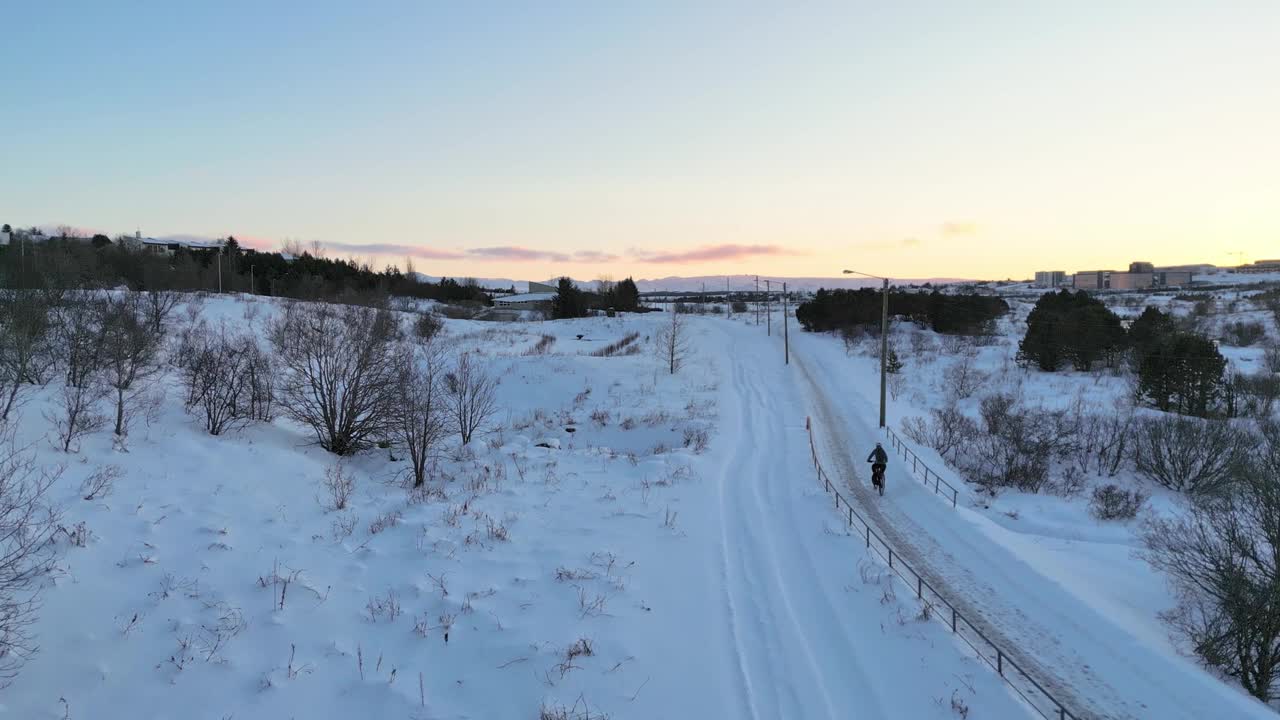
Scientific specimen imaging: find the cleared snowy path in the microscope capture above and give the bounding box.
[685,319,1027,719]
[786,329,1276,720]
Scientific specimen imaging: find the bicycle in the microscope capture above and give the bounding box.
[870,462,886,496]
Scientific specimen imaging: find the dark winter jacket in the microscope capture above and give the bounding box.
[867,446,888,464]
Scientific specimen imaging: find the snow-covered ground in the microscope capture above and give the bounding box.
[776,282,1279,719]
[5,295,1028,719]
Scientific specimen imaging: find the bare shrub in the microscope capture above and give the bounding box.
[591,332,640,358]
[394,343,447,487]
[525,334,556,356]
[0,429,62,685]
[1068,402,1135,477]
[1131,416,1247,496]
[958,392,1074,493]
[369,510,401,535]
[321,462,355,511]
[1089,484,1146,520]
[656,309,689,375]
[141,290,180,336]
[1143,422,1280,701]
[943,356,985,400]
[1265,344,1280,374]
[1222,320,1266,347]
[1231,372,1280,420]
[178,324,271,435]
[899,404,977,461]
[412,312,443,342]
[80,465,121,501]
[98,294,164,437]
[46,380,108,454]
[0,291,55,422]
[444,351,499,445]
[681,426,710,453]
[272,302,401,455]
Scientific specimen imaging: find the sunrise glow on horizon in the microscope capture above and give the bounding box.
[3,3,1276,281]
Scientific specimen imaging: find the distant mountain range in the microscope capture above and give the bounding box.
[415,273,974,294]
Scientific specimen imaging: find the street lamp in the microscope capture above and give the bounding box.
[844,269,890,429]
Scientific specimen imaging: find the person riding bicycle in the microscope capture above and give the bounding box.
[866,443,888,492]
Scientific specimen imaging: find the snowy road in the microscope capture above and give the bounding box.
[786,329,1276,720]
[689,320,1024,719]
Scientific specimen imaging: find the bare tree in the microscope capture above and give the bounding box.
[179,324,265,436]
[45,293,108,452]
[1143,422,1280,701]
[0,292,55,422]
[1132,416,1247,496]
[657,308,689,375]
[943,355,985,400]
[271,302,400,455]
[141,289,180,336]
[395,343,447,487]
[444,351,498,445]
[98,295,164,437]
[0,427,62,686]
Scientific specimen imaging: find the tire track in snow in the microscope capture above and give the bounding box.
[714,324,888,720]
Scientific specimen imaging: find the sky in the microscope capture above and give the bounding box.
[2,2,1277,281]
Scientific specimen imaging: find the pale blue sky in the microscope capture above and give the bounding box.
[3,2,1277,278]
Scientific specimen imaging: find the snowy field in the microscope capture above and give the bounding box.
[786,281,1279,719]
[5,294,1029,719]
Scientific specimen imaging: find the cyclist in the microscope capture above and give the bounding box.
[866,442,888,495]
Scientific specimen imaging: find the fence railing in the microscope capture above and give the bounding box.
[885,425,960,508]
[806,417,1082,720]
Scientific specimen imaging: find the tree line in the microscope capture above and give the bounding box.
[0,233,493,306]
[795,288,1010,335]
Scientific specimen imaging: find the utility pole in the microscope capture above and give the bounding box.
[217,248,223,293]
[755,276,760,325]
[879,277,889,428]
[250,265,255,295]
[726,276,731,318]
[783,282,790,365]
[844,269,891,429]
[765,280,772,336]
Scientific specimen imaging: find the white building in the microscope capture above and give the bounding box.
[493,281,558,309]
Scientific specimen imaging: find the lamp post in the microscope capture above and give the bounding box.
[843,269,890,429]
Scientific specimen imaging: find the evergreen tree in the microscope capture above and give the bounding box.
[615,277,640,311]
[1138,332,1227,417]
[552,277,587,319]
[1019,289,1125,371]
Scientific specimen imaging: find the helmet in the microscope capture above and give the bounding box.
[875,442,882,447]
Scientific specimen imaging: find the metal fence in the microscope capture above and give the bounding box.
[884,425,960,508]
[806,417,1083,720]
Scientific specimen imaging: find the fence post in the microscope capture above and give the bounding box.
[997,650,1003,676]
[848,507,853,527]
[952,489,957,509]
[951,607,957,632]
[887,548,893,568]
[865,526,870,547]
[917,576,922,599]
[913,455,918,474]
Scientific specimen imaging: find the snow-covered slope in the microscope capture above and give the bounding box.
[7,295,1025,719]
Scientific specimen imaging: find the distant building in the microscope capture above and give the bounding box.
[1034,271,1067,288]
[1072,271,1108,290]
[1073,263,1193,291]
[493,281,557,310]
[1236,259,1280,274]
